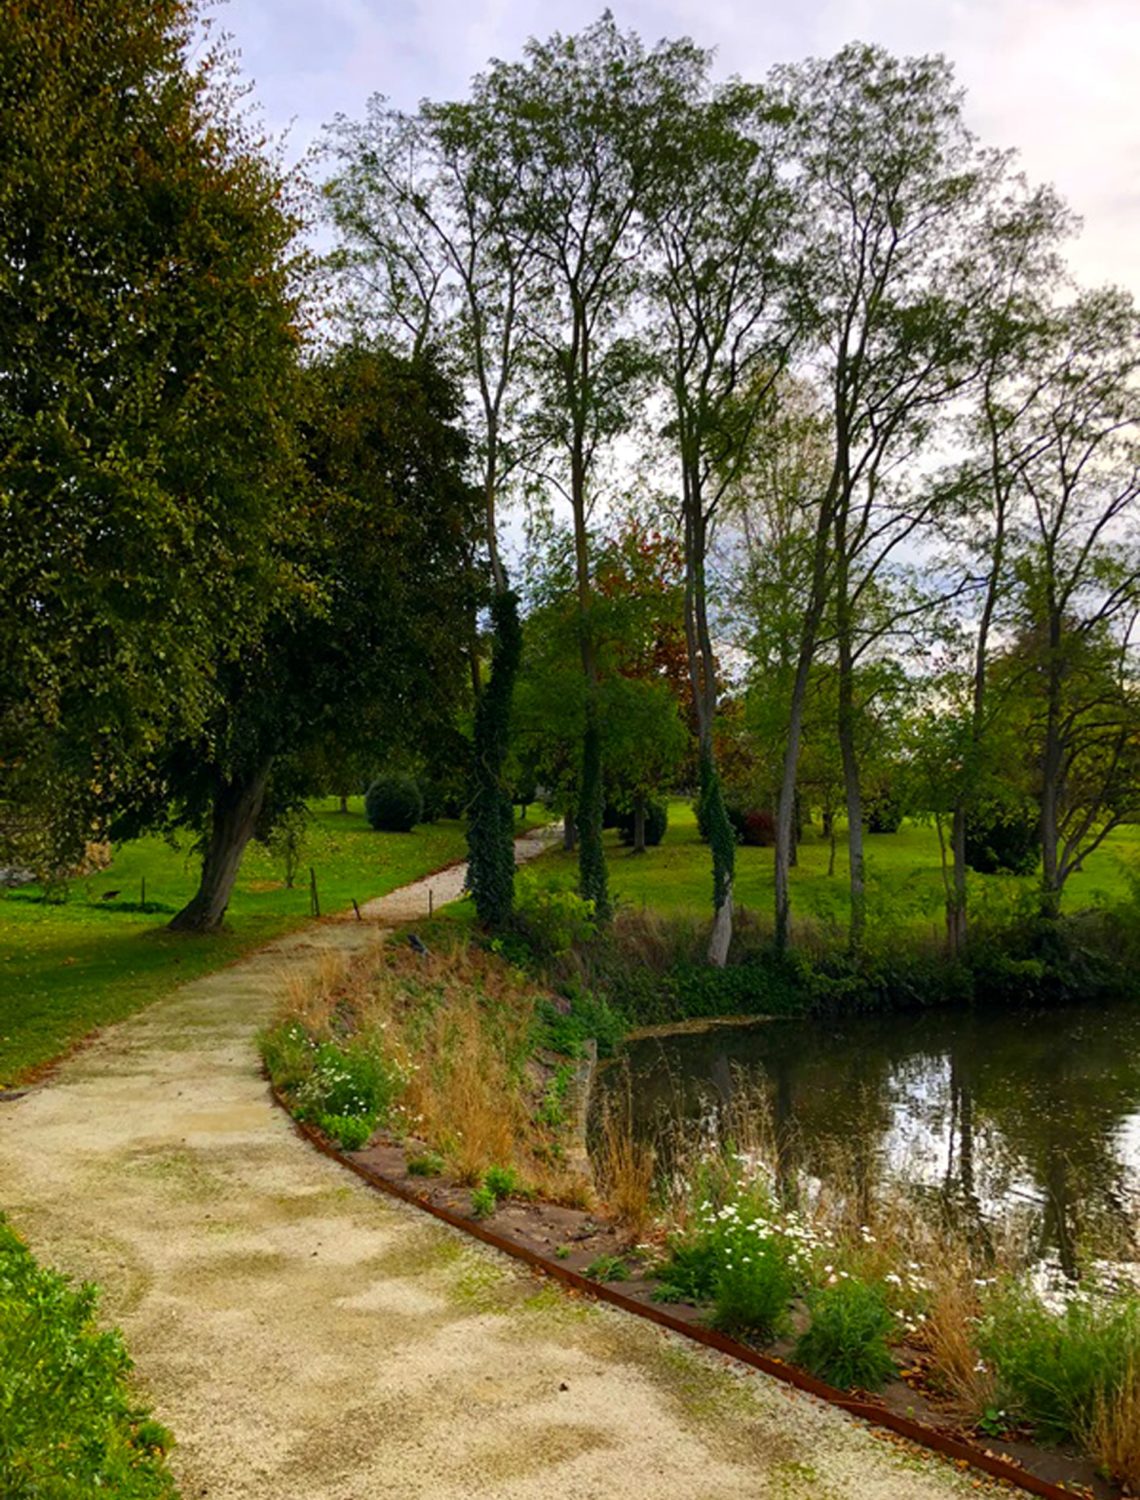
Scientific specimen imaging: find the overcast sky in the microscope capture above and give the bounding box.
[223,0,1138,298]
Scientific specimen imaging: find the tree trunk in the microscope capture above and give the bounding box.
[168,760,273,933]
[1039,611,1064,919]
[632,794,646,854]
[947,802,968,954]
[467,590,522,928]
[338,792,348,815]
[837,625,866,955]
[683,493,734,967]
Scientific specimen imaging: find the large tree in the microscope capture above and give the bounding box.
[0,0,302,871]
[121,347,480,932]
[323,91,541,926]
[477,14,705,919]
[645,81,801,963]
[769,44,1029,953]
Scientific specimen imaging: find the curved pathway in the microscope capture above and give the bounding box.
[1,840,991,1499]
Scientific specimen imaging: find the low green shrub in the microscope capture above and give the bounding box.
[364,774,423,833]
[294,1039,401,1124]
[406,1150,445,1177]
[483,1164,523,1200]
[584,1254,629,1281]
[978,1282,1140,1442]
[319,1113,374,1151]
[795,1277,898,1390]
[965,803,1038,876]
[533,987,627,1060]
[656,1189,812,1338]
[470,1184,497,1218]
[0,1218,178,1499]
[508,875,597,961]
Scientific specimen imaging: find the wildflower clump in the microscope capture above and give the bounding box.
[657,1187,822,1337]
[795,1276,898,1390]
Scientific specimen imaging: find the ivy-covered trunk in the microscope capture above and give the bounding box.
[467,590,522,928]
[700,747,735,967]
[577,707,610,919]
[168,760,273,933]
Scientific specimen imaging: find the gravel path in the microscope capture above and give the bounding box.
[1,838,991,1499]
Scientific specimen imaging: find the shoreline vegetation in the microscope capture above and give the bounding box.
[261,827,1140,1494]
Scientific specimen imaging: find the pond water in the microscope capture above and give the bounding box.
[594,999,1140,1274]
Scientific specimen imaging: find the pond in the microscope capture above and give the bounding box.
[593,998,1140,1276]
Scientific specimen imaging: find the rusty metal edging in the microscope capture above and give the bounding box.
[270,1090,1086,1500]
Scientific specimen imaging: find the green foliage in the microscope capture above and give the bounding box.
[470,1184,497,1218]
[617,799,669,848]
[1,0,302,844]
[264,1030,403,1127]
[965,804,1039,876]
[978,1283,1140,1442]
[0,1217,178,1498]
[794,1278,898,1391]
[657,1189,811,1337]
[483,1164,523,1200]
[406,1151,445,1177]
[319,1113,374,1151]
[864,786,904,835]
[509,874,597,962]
[365,775,424,833]
[259,806,310,889]
[584,1254,629,1281]
[468,590,522,927]
[533,988,627,1060]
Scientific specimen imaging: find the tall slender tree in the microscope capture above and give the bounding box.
[645,83,801,963]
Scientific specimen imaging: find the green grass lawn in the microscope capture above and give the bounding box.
[0,799,531,1085]
[524,800,1140,944]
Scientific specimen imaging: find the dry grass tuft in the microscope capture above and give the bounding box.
[1082,1361,1140,1492]
[593,1097,656,1241]
[270,932,591,1203]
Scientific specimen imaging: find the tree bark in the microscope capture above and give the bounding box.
[632,794,646,854]
[168,760,273,933]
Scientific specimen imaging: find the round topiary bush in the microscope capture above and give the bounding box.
[364,774,423,833]
[617,798,669,847]
[965,804,1039,875]
[864,786,904,834]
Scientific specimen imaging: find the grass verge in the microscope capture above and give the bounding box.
[0,1217,178,1499]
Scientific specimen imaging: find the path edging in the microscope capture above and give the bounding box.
[271,1089,1079,1500]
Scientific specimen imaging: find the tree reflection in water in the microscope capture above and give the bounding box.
[594,999,1140,1278]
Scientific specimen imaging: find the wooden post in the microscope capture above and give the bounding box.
[352,899,362,922]
[309,867,320,918]
[429,887,434,917]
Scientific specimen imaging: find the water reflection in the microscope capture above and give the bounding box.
[595,1000,1140,1272]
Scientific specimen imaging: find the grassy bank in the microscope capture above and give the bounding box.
[0,800,540,1085]
[263,922,1140,1493]
[0,1218,178,1498]
[528,799,1140,940]
[260,930,592,1203]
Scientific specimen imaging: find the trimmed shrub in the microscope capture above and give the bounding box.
[617,799,668,848]
[864,787,903,834]
[965,805,1038,875]
[365,774,423,832]
[795,1277,898,1390]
